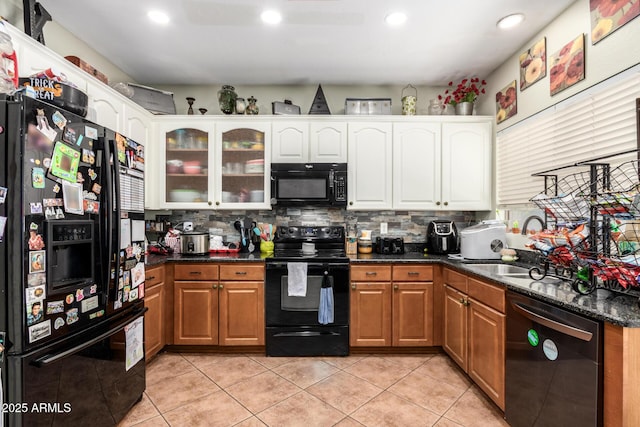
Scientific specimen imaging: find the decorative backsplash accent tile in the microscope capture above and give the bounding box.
[153,208,478,243]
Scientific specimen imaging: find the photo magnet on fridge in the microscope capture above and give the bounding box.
[27,272,46,287]
[50,142,81,183]
[26,301,44,326]
[29,202,43,215]
[0,216,6,242]
[28,319,51,343]
[32,167,45,188]
[46,300,64,315]
[0,186,7,204]
[25,285,46,306]
[29,250,45,273]
[51,111,67,129]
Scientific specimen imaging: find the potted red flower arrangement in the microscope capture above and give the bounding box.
[438,77,487,115]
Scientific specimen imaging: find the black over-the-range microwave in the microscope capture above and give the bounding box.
[270,163,347,207]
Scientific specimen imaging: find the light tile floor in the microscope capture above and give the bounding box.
[118,352,508,427]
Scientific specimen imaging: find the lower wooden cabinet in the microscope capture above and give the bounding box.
[173,264,220,345]
[443,268,505,410]
[173,263,264,346]
[144,265,165,360]
[351,264,434,347]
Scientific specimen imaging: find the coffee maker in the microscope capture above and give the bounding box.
[426,220,459,254]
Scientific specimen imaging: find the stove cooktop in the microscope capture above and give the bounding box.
[269,225,347,262]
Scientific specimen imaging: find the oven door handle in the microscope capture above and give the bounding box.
[273,331,341,337]
[266,262,350,270]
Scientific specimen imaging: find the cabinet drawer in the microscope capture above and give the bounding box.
[351,265,392,282]
[444,268,468,293]
[145,265,165,288]
[219,264,264,281]
[392,265,433,282]
[468,277,505,313]
[174,264,219,281]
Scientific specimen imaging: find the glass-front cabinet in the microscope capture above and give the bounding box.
[214,121,271,209]
[158,120,216,208]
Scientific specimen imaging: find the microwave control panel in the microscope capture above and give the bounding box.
[334,175,346,202]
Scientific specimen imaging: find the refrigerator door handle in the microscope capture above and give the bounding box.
[31,307,147,367]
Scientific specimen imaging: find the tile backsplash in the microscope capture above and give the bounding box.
[149,208,479,243]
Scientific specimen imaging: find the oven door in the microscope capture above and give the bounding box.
[265,261,349,326]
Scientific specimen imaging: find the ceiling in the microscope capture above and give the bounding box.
[38,0,576,86]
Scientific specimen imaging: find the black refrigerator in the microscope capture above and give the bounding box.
[0,94,147,426]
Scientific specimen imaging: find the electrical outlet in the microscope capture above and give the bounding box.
[380,222,388,234]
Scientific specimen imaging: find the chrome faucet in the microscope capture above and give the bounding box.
[521,215,545,235]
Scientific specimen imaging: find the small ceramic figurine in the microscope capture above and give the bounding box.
[246,96,259,115]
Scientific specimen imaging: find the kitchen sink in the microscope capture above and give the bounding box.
[465,263,531,276]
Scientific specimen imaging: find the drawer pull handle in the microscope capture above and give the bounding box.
[189,271,202,275]
[365,272,377,276]
[146,275,155,280]
[236,271,247,275]
[408,272,420,276]
[394,285,398,290]
[351,284,356,290]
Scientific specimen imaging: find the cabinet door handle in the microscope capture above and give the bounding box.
[393,284,399,290]
[436,201,441,206]
[216,201,220,206]
[365,272,377,276]
[444,201,449,206]
[208,201,213,206]
[349,201,353,206]
[219,284,224,289]
[351,284,356,290]
[459,297,465,304]
[146,275,155,280]
[235,271,247,275]
[212,284,218,289]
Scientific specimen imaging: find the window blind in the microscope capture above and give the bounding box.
[497,69,640,206]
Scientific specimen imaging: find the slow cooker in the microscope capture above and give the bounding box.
[180,231,210,255]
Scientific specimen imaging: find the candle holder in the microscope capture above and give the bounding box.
[198,108,207,115]
[186,97,195,115]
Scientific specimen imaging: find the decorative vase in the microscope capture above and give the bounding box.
[401,84,417,116]
[198,108,207,115]
[455,101,474,115]
[246,96,259,115]
[217,85,237,115]
[186,97,195,115]
[235,97,246,114]
[427,99,444,115]
[442,103,456,115]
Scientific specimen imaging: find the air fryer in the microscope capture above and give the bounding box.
[426,220,459,254]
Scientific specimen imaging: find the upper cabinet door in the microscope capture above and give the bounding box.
[86,83,124,132]
[157,119,216,209]
[309,121,347,163]
[214,121,271,210]
[393,122,441,210]
[271,122,308,163]
[348,122,393,210]
[441,121,493,211]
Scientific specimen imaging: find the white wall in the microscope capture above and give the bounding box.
[152,83,447,116]
[478,0,640,129]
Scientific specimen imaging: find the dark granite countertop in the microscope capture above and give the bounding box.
[146,250,640,327]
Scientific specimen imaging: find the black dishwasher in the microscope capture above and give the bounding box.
[505,291,603,427]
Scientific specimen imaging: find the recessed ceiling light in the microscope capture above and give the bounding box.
[385,12,407,26]
[497,13,525,30]
[261,10,282,25]
[148,10,170,25]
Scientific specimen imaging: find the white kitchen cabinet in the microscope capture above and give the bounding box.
[347,122,393,210]
[272,120,347,163]
[214,120,271,210]
[441,121,492,211]
[156,118,216,209]
[271,121,308,162]
[86,82,124,132]
[392,122,441,210]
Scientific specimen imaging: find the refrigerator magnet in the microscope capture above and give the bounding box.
[0,216,6,243]
[138,283,145,299]
[51,111,67,129]
[123,271,130,287]
[76,172,84,183]
[76,134,84,146]
[63,127,76,144]
[25,285,45,306]
[129,288,138,302]
[26,301,44,326]
[65,308,79,325]
[91,183,102,195]
[46,300,64,315]
[43,198,63,207]
[89,310,104,319]
[131,263,145,288]
[28,319,51,343]
[50,142,81,183]
[32,167,45,188]
[75,288,84,302]
[88,168,97,180]
[85,126,98,140]
[29,202,43,215]
[62,181,84,215]
[0,186,7,204]
[28,227,45,250]
[36,109,58,142]
[54,317,65,330]
[27,272,46,287]
[90,284,97,294]
[65,294,74,305]
[53,183,60,194]
[83,199,99,214]
[82,149,95,165]
[29,250,45,273]
[55,207,65,219]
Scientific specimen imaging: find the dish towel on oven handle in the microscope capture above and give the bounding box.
[287,262,308,297]
[318,271,334,325]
